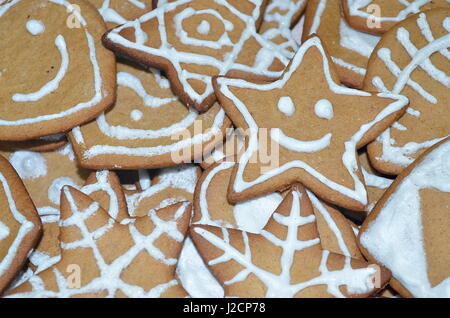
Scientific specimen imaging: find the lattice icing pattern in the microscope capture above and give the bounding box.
[366,9,450,174]
[104,0,290,112]
[6,184,191,297]
[190,185,389,297]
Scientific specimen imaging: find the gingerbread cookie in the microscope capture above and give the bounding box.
[193,160,364,260]
[103,0,290,112]
[7,185,191,297]
[359,137,450,298]
[341,0,450,35]
[365,9,450,175]
[190,184,390,297]
[70,62,230,169]
[90,0,153,28]
[302,0,380,88]
[0,154,42,294]
[213,35,409,211]
[0,0,116,141]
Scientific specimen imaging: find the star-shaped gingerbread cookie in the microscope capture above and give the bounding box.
[190,184,390,297]
[103,0,289,112]
[213,35,409,211]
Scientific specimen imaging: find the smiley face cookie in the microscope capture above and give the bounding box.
[365,9,450,175]
[7,184,191,297]
[0,154,42,294]
[70,62,231,169]
[0,0,116,141]
[359,137,450,298]
[103,0,290,112]
[302,0,380,88]
[190,184,390,297]
[214,35,409,211]
[341,0,450,35]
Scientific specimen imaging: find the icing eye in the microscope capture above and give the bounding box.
[197,20,210,35]
[130,109,143,121]
[314,99,334,120]
[9,151,47,179]
[277,96,295,116]
[26,20,45,35]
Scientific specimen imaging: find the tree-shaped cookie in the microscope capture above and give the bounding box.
[365,9,450,175]
[7,185,191,297]
[103,0,289,112]
[190,184,390,297]
[359,137,450,298]
[214,35,409,211]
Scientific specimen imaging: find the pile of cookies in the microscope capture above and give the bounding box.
[0,0,448,298]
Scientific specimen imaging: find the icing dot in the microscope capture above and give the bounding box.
[130,109,143,121]
[277,96,295,116]
[9,151,47,179]
[48,177,79,205]
[26,20,45,35]
[314,99,334,120]
[196,20,210,35]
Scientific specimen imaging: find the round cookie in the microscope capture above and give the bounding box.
[0,154,42,294]
[365,9,450,175]
[213,35,409,211]
[7,185,191,297]
[0,0,116,141]
[341,0,450,35]
[359,137,450,298]
[302,0,380,88]
[103,0,290,112]
[70,62,231,169]
[190,184,391,298]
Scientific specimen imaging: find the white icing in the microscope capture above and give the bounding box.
[12,35,69,102]
[48,176,79,205]
[271,128,333,153]
[98,0,148,25]
[277,96,295,116]
[9,151,47,179]
[361,167,393,189]
[215,36,408,206]
[0,220,9,241]
[176,238,224,297]
[130,109,143,121]
[314,99,334,120]
[26,20,45,35]
[361,138,450,297]
[196,20,210,35]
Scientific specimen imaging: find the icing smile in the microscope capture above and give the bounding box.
[12,35,69,102]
